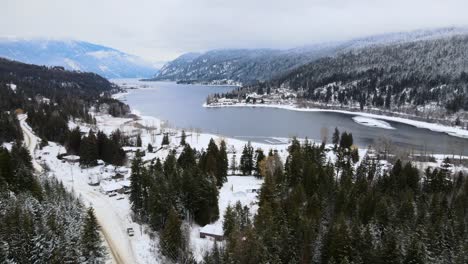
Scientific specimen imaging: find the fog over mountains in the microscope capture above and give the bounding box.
[0,38,158,78]
[153,27,468,84]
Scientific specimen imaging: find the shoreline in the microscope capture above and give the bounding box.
[203,103,468,139]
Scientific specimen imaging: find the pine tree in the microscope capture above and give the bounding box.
[79,130,98,166]
[332,127,340,149]
[136,134,142,147]
[240,142,254,175]
[216,140,228,187]
[254,148,265,177]
[160,208,184,262]
[130,151,145,216]
[180,130,187,146]
[161,133,170,146]
[81,207,105,263]
[147,143,153,153]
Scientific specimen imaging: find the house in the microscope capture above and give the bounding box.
[116,167,129,174]
[104,165,115,173]
[112,173,125,180]
[100,181,123,194]
[119,180,131,194]
[199,224,224,241]
[62,155,80,163]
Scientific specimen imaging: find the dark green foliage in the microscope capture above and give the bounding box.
[211,139,468,264]
[161,133,170,146]
[254,148,265,177]
[136,134,142,147]
[81,208,105,263]
[0,112,22,144]
[160,208,186,262]
[67,126,82,155]
[79,130,99,167]
[0,145,103,263]
[199,138,228,187]
[180,130,187,146]
[240,141,254,175]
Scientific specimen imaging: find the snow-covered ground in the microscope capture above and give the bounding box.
[37,143,158,264]
[352,116,395,130]
[204,103,468,139]
[189,176,263,260]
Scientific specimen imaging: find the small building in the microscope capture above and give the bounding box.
[200,224,224,241]
[112,173,125,180]
[116,167,129,174]
[119,180,131,194]
[100,181,123,194]
[104,165,115,173]
[62,155,80,163]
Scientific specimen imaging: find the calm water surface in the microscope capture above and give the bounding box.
[115,80,468,154]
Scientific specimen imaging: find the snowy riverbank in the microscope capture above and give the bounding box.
[204,103,468,139]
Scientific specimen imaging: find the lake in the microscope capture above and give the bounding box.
[115,79,468,155]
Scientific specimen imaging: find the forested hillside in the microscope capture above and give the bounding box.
[201,136,468,264]
[0,58,131,263]
[215,34,468,124]
[0,38,158,78]
[0,58,129,143]
[153,27,468,85]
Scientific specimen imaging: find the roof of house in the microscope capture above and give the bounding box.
[200,224,223,236]
[100,181,123,192]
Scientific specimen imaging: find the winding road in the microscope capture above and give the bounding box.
[18,114,132,264]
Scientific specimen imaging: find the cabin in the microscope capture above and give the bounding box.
[199,224,224,241]
[100,181,123,194]
[62,155,80,163]
[112,173,125,180]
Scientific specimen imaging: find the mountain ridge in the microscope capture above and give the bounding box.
[0,38,158,79]
[152,26,468,84]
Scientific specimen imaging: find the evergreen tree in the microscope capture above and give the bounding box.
[240,142,254,175]
[81,208,105,263]
[79,130,99,166]
[254,148,265,177]
[136,134,142,147]
[161,133,170,146]
[130,151,145,216]
[160,208,185,262]
[147,143,153,152]
[332,127,340,149]
[181,130,187,146]
[216,140,228,187]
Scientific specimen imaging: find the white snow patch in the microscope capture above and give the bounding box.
[63,58,82,71]
[7,83,16,92]
[352,116,395,130]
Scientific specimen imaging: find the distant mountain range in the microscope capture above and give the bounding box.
[152,27,468,84]
[0,38,158,79]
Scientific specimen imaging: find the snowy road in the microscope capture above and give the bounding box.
[18,114,43,173]
[18,114,138,264]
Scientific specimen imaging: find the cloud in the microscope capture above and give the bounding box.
[3,0,468,62]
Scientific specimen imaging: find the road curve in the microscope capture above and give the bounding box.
[17,114,128,264]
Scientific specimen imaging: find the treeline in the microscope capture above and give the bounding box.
[0,57,129,143]
[0,144,106,263]
[66,128,127,166]
[203,136,468,263]
[129,138,228,262]
[218,35,468,120]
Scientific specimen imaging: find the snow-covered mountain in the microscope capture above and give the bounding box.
[153,27,468,84]
[0,38,158,78]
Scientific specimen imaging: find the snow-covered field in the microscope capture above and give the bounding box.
[204,103,468,138]
[352,116,395,130]
[37,110,294,263]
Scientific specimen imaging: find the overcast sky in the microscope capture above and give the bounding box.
[3,0,468,63]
